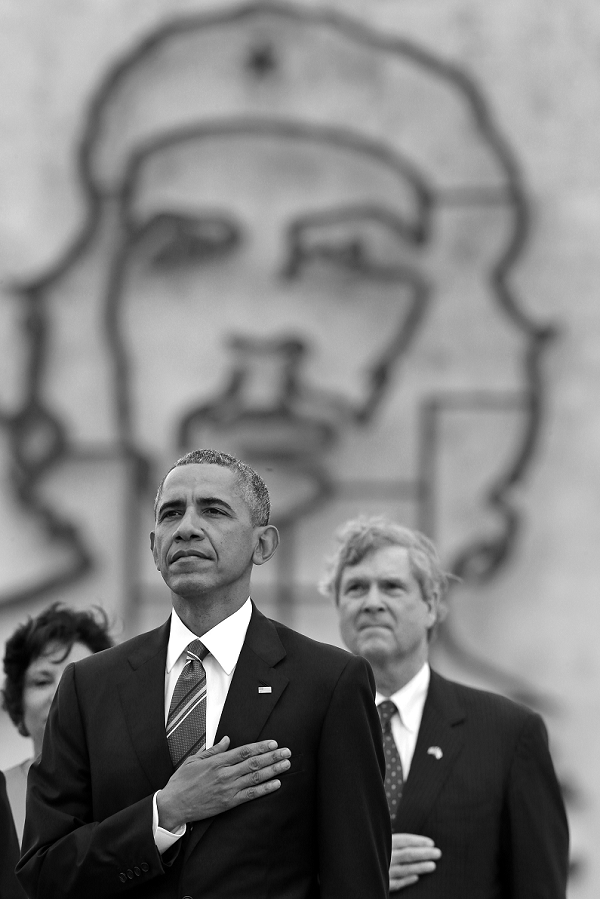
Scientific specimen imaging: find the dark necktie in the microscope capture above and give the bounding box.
[378,699,404,820]
[166,639,208,768]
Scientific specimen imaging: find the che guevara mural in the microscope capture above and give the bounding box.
[0,4,552,678]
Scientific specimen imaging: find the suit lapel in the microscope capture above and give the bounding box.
[118,620,174,791]
[395,670,465,833]
[186,604,288,856]
[214,604,288,746]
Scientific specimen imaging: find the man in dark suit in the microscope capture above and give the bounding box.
[17,449,391,899]
[322,516,569,898]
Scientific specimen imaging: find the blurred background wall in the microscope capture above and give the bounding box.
[0,1,597,895]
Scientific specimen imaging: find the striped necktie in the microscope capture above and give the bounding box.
[166,639,208,768]
[378,699,404,820]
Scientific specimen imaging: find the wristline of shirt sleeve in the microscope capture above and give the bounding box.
[153,790,186,854]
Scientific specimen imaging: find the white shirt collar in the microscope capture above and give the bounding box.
[376,662,430,733]
[166,598,252,676]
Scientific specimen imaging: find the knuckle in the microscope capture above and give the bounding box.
[239,745,251,760]
[250,770,262,785]
[248,756,260,771]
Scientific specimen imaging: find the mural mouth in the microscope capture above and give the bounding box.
[205,411,336,459]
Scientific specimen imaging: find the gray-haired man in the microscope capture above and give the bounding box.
[322,516,569,898]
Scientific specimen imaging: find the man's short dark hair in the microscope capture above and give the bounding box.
[2,602,113,731]
[154,448,271,527]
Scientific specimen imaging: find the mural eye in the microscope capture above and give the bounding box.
[149,214,241,268]
[283,211,422,281]
[312,237,368,270]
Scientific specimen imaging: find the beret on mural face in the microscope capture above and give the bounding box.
[83,1,510,196]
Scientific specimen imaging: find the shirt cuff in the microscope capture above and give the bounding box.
[153,791,186,854]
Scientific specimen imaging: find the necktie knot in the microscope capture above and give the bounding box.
[378,699,397,731]
[187,639,208,663]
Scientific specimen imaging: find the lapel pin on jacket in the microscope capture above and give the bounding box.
[258,685,272,694]
[427,746,443,760]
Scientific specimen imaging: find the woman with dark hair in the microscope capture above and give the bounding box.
[2,602,113,843]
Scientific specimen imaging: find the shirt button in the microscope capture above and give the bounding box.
[119,873,127,883]
[141,863,149,873]
[127,869,134,879]
[133,867,141,876]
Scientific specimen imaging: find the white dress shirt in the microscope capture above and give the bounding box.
[375,662,430,779]
[154,599,252,852]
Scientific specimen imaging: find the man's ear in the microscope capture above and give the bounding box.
[150,532,159,569]
[423,590,440,628]
[252,525,280,566]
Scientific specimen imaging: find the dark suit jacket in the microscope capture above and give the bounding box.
[392,670,569,898]
[17,605,390,899]
[0,770,27,899]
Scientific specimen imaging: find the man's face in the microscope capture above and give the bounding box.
[150,463,261,600]
[118,130,423,452]
[337,545,436,668]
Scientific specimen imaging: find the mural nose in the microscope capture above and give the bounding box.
[227,333,307,409]
[179,331,339,456]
